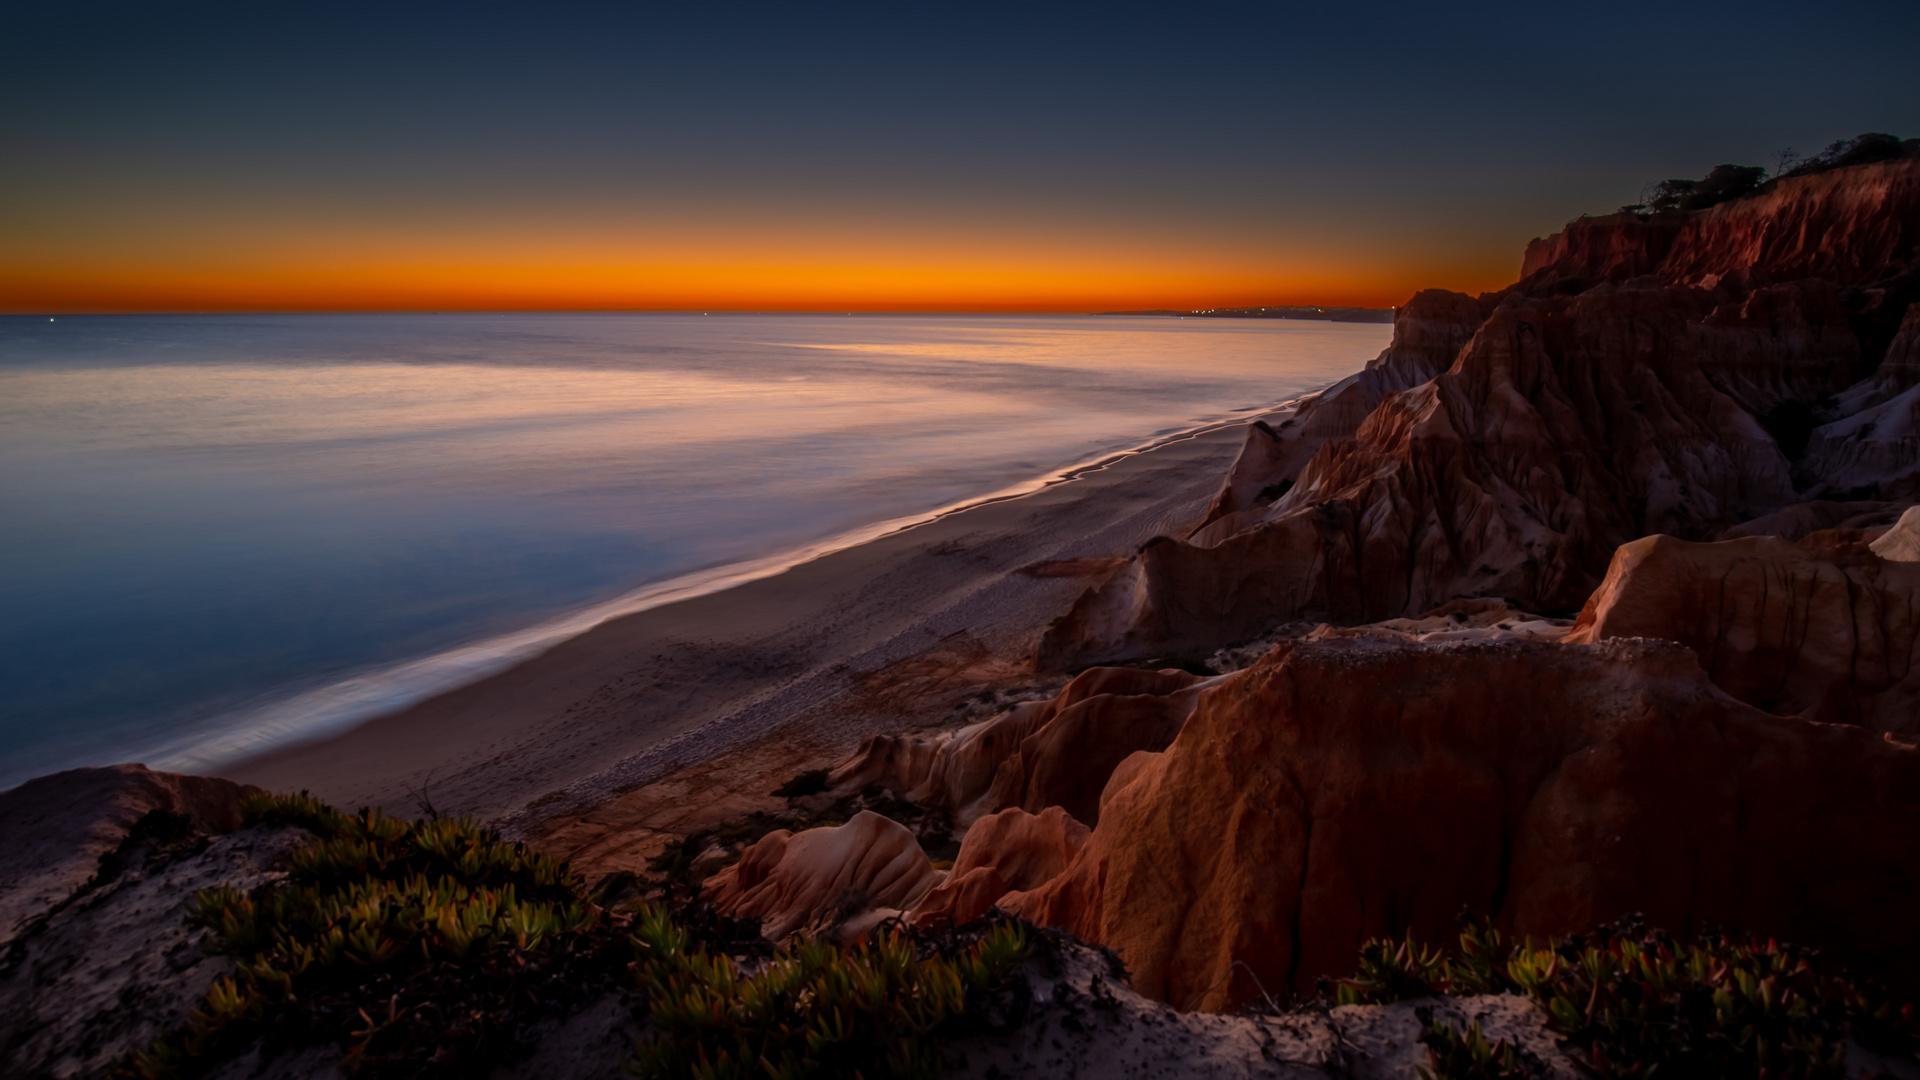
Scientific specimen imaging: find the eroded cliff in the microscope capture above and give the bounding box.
[1040,159,1920,669]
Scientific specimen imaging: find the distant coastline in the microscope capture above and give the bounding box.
[1097,304,1394,324]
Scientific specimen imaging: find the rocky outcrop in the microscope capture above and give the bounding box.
[0,824,310,1079]
[1691,278,1865,415]
[1565,533,1920,730]
[1193,290,1491,535]
[1040,286,1795,668]
[830,666,1214,826]
[907,806,1089,928]
[1518,210,1684,287]
[702,811,943,939]
[1715,498,1907,541]
[943,935,1584,1079]
[1521,160,1920,291]
[0,764,260,947]
[1005,635,1920,1011]
[1873,505,1920,561]
[1038,160,1920,669]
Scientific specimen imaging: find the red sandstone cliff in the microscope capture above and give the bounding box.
[1007,635,1920,1010]
[1039,159,1920,669]
[699,160,1920,1017]
[1566,533,1920,730]
[1520,160,1920,291]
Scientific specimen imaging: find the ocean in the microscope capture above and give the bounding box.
[0,312,1389,789]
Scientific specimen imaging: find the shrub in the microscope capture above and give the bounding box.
[629,908,1032,1080]
[1329,929,1450,1004]
[1781,133,1916,179]
[1333,917,1919,1080]
[117,801,621,1080]
[123,793,1039,1080]
[1648,163,1766,212]
[1418,1017,1550,1080]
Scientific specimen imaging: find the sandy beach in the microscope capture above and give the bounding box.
[224,407,1286,854]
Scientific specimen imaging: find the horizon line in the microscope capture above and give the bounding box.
[5,304,1401,318]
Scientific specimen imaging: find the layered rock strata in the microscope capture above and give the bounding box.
[1039,160,1920,669]
[1567,534,1920,729]
[700,810,943,940]
[830,665,1216,827]
[908,805,1089,929]
[1008,635,1920,1010]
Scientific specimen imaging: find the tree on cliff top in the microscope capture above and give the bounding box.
[1647,163,1766,212]
[1781,132,1917,179]
[1624,133,1917,216]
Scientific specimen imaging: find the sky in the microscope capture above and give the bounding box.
[3,0,1918,313]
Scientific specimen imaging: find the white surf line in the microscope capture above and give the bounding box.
[146,392,1322,776]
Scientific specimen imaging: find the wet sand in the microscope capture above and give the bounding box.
[225,413,1274,834]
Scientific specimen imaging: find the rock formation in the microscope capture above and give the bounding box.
[907,805,1088,928]
[1039,159,1920,670]
[1799,306,1920,497]
[830,665,1214,826]
[1005,635,1920,1010]
[0,769,284,1079]
[0,764,259,947]
[1872,504,1920,561]
[1566,534,1920,729]
[701,810,943,939]
[1714,498,1907,541]
[1191,289,1492,536]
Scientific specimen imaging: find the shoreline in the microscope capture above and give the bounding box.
[219,393,1319,827]
[143,401,1303,783]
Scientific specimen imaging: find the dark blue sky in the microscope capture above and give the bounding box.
[5,1,1917,309]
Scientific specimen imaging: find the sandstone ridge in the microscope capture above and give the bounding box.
[1040,158,1920,670]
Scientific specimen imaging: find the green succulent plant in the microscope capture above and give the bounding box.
[1334,917,1917,1080]
[117,794,618,1080]
[628,907,1032,1080]
[118,791,1039,1080]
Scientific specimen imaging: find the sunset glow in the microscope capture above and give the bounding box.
[4,3,1915,313]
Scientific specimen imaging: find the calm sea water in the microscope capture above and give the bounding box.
[0,313,1388,788]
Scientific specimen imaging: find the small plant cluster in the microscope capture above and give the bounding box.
[1416,1015,1551,1080]
[119,791,1045,1080]
[629,907,1034,1080]
[118,792,629,1080]
[1328,917,1917,1080]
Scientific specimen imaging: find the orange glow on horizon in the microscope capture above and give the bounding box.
[0,199,1522,314]
[1,255,1511,314]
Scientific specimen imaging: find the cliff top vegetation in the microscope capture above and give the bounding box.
[1620,132,1919,214]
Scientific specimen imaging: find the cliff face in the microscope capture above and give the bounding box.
[1566,533,1920,730]
[1521,159,1920,291]
[708,159,1920,1022]
[1008,636,1920,1010]
[1039,159,1920,669]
